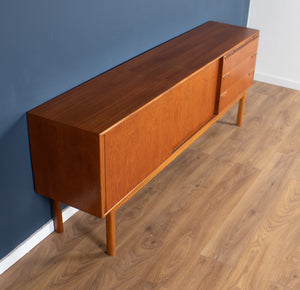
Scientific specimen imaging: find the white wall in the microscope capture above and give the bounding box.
[247,0,300,90]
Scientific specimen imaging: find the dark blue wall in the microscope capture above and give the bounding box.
[0,0,250,260]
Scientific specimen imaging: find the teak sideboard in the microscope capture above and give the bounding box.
[27,21,259,255]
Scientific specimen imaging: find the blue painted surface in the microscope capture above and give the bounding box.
[0,0,250,259]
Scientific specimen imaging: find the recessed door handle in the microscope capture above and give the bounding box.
[221,91,227,98]
[224,52,234,59]
[222,72,230,79]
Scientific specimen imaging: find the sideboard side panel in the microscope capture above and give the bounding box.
[104,60,219,212]
[27,114,102,217]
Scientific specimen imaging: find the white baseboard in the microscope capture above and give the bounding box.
[254,72,300,91]
[0,206,78,275]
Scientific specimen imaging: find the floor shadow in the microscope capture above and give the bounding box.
[217,120,237,126]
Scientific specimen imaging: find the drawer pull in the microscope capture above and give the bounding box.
[222,72,230,79]
[224,51,234,59]
[221,91,227,98]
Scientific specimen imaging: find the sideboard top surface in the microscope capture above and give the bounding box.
[28,21,259,134]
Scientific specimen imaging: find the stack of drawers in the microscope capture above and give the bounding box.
[219,36,259,112]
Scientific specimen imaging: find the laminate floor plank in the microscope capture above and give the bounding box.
[210,88,299,169]
[143,163,259,288]
[221,179,300,290]
[173,255,232,290]
[267,283,294,290]
[201,152,299,267]
[0,82,299,290]
[103,159,257,289]
[278,118,300,155]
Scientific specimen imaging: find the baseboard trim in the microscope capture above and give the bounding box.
[0,206,78,275]
[254,72,300,90]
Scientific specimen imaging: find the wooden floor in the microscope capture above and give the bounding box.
[1,82,299,290]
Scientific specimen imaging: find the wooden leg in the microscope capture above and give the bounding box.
[51,200,64,233]
[106,211,116,256]
[237,92,247,127]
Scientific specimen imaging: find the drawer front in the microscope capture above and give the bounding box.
[220,53,257,94]
[103,60,219,212]
[219,71,254,111]
[223,37,258,73]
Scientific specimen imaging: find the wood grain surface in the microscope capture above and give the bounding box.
[27,115,102,217]
[221,56,256,94]
[2,82,299,289]
[28,21,258,134]
[222,37,258,73]
[27,21,259,220]
[104,60,219,211]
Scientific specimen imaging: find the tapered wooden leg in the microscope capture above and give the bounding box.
[51,200,64,233]
[106,211,116,256]
[237,92,247,127]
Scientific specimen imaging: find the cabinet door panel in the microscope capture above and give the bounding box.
[104,60,219,211]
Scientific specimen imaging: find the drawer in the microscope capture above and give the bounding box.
[220,53,257,94]
[103,60,219,212]
[219,70,254,112]
[223,37,258,73]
